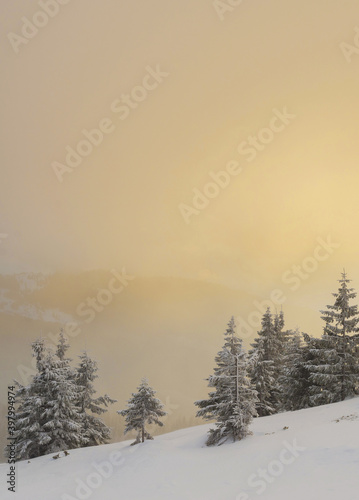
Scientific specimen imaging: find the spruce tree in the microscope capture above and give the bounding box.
[55,329,76,389]
[37,346,82,454]
[118,379,167,445]
[307,271,359,405]
[56,328,71,362]
[272,309,292,411]
[13,337,81,459]
[12,339,50,460]
[248,338,276,416]
[75,351,116,447]
[195,317,258,445]
[279,330,311,411]
[273,310,287,366]
[249,309,283,415]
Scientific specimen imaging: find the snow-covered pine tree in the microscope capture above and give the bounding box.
[248,309,282,415]
[75,351,117,447]
[273,309,288,363]
[307,271,359,405]
[13,335,82,459]
[118,378,167,445]
[273,309,285,342]
[303,333,340,406]
[11,339,50,460]
[248,337,276,416]
[55,329,76,387]
[195,317,258,445]
[38,345,82,454]
[272,309,292,411]
[56,328,71,362]
[279,330,311,411]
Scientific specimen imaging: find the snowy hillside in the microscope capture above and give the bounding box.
[2,397,359,500]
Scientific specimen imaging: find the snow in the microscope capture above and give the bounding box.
[2,397,359,500]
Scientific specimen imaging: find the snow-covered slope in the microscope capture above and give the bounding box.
[2,398,359,500]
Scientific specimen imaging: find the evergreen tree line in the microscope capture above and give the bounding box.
[195,271,359,445]
[10,331,167,459]
[9,271,359,457]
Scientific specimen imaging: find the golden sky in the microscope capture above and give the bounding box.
[1,0,359,294]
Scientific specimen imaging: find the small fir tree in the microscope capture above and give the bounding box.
[118,379,167,445]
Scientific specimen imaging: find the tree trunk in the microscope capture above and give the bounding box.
[341,321,346,401]
[142,425,145,443]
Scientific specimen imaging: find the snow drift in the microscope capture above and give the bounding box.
[2,397,359,500]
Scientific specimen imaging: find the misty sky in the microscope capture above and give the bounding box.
[2,0,359,294]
